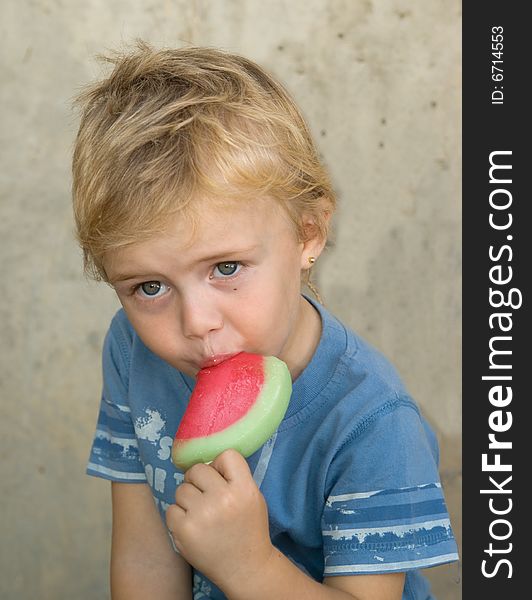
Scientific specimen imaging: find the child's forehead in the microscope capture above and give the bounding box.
[173,195,295,247]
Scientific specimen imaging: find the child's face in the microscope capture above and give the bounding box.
[104,197,323,378]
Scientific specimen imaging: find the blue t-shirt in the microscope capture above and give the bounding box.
[87,297,459,599]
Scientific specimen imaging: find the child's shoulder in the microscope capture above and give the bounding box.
[109,307,133,334]
[104,308,135,354]
[300,298,430,448]
[314,298,410,401]
[103,308,157,376]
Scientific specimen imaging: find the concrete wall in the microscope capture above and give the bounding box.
[0,1,461,597]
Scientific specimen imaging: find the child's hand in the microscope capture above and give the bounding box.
[166,449,274,590]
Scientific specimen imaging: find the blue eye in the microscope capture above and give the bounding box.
[137,281,167,298]
[213,262,241,277]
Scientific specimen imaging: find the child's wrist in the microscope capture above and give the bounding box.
[217,542,278,600]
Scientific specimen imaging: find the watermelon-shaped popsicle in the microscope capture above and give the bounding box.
[172,352,292,470]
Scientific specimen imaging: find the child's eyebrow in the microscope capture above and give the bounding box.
[193,244,260,265]
[109,272,156,284]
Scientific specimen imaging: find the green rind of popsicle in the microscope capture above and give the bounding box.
[172,356,292,471]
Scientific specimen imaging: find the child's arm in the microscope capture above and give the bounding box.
[166,450,404,600]
[111,482,192,599]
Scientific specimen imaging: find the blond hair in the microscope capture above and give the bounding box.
[72,41,336,280]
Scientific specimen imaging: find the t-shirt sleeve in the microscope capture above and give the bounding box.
[321,398,459,576]
[86,317,147,483]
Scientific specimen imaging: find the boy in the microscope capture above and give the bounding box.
[73,42,459,599]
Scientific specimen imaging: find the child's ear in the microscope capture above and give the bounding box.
[300,208,331,271]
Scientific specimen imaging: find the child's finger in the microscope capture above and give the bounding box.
[174,481,203,511]
[184,461,225,492]
[165,502,185,534]
[211,448,252,483]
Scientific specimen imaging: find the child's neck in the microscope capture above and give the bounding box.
[284,297,322,381]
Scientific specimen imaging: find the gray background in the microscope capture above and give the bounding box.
[0,0,461,598]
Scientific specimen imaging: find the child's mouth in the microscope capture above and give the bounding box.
[199,352,241,370]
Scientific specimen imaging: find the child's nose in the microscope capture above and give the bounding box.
[180,294,223,340]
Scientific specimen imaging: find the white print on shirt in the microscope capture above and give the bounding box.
[143,438,185,508]
[134,409,165,442]
[145,463,167,493]
[193,573,212,599]
[322,518,454,543]
[151,470,185,515]
[94,428,138,457]
[157,435,173,460]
